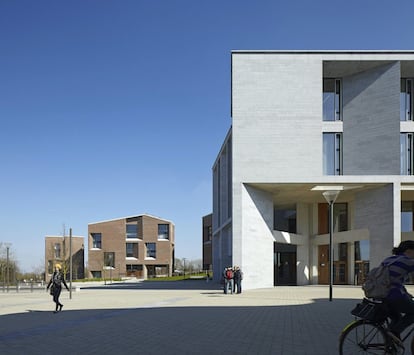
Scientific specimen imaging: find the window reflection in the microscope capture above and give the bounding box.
[323,79,341,121]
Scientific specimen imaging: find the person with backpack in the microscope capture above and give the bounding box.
[47,264,70,313]
[223,267,234,294]
[377,240,414,344]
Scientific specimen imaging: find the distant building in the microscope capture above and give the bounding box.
[45,235,85,280]
[88,214,175,279]
[202,213,212,271]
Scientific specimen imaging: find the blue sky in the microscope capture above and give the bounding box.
[1,0,413,272]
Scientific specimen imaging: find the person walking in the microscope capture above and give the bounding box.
[47,264,69,313]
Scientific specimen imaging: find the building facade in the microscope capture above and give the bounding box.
[88,214,175,279]
[213,50,414,290]
[202,213,213,271]
[45,235,85,280]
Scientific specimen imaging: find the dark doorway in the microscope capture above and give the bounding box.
[274,243,297,286]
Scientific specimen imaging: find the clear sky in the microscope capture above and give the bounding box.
[1,0,413,272]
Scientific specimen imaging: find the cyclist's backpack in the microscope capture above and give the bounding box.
[226,269,233,279]
[362,258,399,299]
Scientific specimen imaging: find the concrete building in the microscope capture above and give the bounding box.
[202,213,213,271]
[45,235,85,280]
[213,50,414,290]
[88,214,175,279]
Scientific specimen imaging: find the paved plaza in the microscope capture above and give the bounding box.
[1,280,410,355]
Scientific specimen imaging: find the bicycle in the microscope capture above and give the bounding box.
[339,298,414,354]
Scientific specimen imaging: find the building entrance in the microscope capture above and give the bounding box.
[274,243,297,286]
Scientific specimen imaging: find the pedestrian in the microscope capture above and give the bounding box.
[47,264,69,313]
[233,266,243,294]
[223,267,234,294]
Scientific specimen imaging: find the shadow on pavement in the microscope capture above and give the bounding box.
[0,297,362,355]
[81,279,223,291]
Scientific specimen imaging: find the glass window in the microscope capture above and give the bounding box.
[401,133,413,175]
[354,240,370,285]
[402,201,414,232]
[401,79,413,121]
[274,207,297,233]
[104,252,115,268]
[323,78,341,121]
[126,243,138,258]
[146,243,156,258]
[323,133,342,175]
[158,224,169,240]
[126,224,138,239]
[318,203,348,233]
[54,243,61,258]
[91,233,102,249]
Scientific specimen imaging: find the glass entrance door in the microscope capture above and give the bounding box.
[274,243,297,286]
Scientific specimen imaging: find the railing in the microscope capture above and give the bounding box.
[1,281,46,293]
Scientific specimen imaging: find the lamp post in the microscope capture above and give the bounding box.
[322,190,340,302]
[5,243,11,292]
[183,258,187,279]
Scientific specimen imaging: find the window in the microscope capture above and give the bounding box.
[401,79,413,121]
[126,264,142,272]
[54,243,61,258]
[402,201,414,232]
[91,233,102,249]
[323,133,342,175]
[158,224,169,240]
[274,207,297,233]
[126,224,138,239]
[126,243,138,258]
[104,252,115,268]
[91,271,102,278]
[401,133,413,175]
[318,203,348,234]
[146,243,156,258]
[323,78,341,121]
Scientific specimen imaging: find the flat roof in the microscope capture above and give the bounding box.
[88,213,174,226]
[231,50,414,55]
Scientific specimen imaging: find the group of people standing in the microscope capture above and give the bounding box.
[223,266,243,294]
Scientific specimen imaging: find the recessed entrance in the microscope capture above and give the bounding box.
[274,243,297,286]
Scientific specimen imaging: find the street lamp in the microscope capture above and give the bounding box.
[322,190,340,302]
[183,258,187,279]
[4,243,11,292]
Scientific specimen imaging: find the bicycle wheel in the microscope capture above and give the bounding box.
[339,319,391,354]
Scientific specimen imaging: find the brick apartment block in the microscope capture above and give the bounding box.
[88,214,175,279]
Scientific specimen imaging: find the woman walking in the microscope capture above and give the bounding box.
[47,264,69,313]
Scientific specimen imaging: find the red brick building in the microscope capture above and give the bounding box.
[88,214,175,279]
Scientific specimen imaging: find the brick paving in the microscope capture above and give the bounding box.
[0,281,404,355]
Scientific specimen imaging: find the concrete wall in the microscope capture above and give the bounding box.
[343,62,400,175]
[354,185,395,267]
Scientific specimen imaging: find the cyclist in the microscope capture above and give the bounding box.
[382,240,414,344]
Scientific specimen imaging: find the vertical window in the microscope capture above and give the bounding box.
[323,78,341,121]
[126,224,137,238]
[323,133,342,175]
[401,79,413,121]
[146,243,156,258]
[402,201,414,232]
[273,207,297,233]
[54,243,61,258]
[104,252,115,268]
[158,224,169,240]
[401,133,413,175]
[91,233,102,249]
[126,243,138,258]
